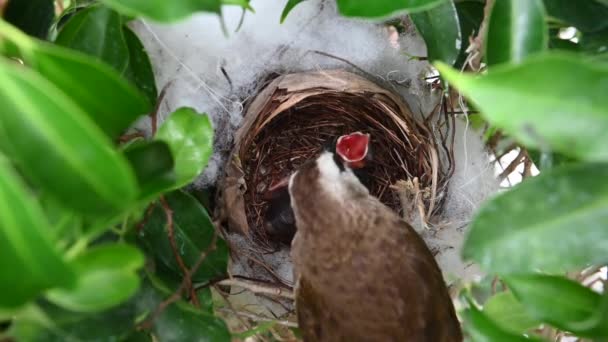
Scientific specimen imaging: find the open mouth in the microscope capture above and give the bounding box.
[336,132,370,169]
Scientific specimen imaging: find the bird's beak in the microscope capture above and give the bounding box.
[262,175,291,200]
[336,132,371,169]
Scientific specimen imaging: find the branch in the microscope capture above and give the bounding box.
[468,0,496,70]
[497,149,526,182]
[216,308,298,328]
[138,228,219,330]
[217,279,295,300]
[160,197,199,308]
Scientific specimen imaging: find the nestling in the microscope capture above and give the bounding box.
[288,133,462,341]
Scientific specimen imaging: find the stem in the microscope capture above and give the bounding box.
[64,237,88,260]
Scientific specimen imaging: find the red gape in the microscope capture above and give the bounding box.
[336,132,370,169]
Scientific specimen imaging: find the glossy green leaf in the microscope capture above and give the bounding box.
[124,140,176,199]
[154,301,230,342]
[139,190,228,283]
[10,300,137,342]
[0,156,75,309]
[0,59,138,217]
[281,0,305,23]
[486,0,547,65]
[336,0,447,18]
[155,108,214,188]
[464,304,544,342]
[505,274,608,337]
[463,162,608,274]
[0,20,151,139]
[483,292,540,333]
[55,5,129,74]
[123,26,158,106]
[98,0,222,22]
[31,45,150,139]
[454,1,484,67]
[411,0,461,65]
[543,0,608,33]
[436,54,608,162]
[3,0,54,39]
[136,277,229,341]
[47,244,144,312]
[40,196,82,250]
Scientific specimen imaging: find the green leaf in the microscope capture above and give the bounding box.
[31,44,150,139]
[0,20,151,139]
[0,59,138,217]
[155,108,214,188]
[411,0,461,65]
[47,244,144,312]
[483,292,540,333]
[454,1,484,67]
[154,301,230,342]
[0,156,75,309]
[10,300,137,342]
[123,26,158,106]
[3,0,54,39]
[223,0,253,10]
[543,0,608,33]
[505,274,608,337]
[98,0,222,22]
[40,196,82,249]
[139,190,228,283]
[336,0,447,18]
[124,140,176,199]
[197,287,214,314]
[463,162,608,274]
[436,54,608,162]
[527,149,576,170]
[486,0,547,65]
[55,5,129,74]
[463,304,544,342]
[281,0,305,23]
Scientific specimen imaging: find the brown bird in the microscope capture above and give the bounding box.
[263,133,372,245]
[288,133,462,342]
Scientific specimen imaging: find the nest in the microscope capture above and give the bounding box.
[219,70,454,249]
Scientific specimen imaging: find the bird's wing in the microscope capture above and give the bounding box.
[296,276,353,342]
[295,277,324,342]
[389,218,463,341]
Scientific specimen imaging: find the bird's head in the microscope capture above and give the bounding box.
[288,132,371,203]
[267,132,372,196]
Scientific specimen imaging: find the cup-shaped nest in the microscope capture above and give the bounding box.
[218,70,453,249]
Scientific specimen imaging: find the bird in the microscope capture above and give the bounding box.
[262,132,372,245]
[288,132,462,342]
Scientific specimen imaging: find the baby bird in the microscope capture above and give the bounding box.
[288,132,462,342]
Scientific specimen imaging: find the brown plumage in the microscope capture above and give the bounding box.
[289,151,462,342]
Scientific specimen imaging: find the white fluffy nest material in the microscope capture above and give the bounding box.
[132,0,498,309]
